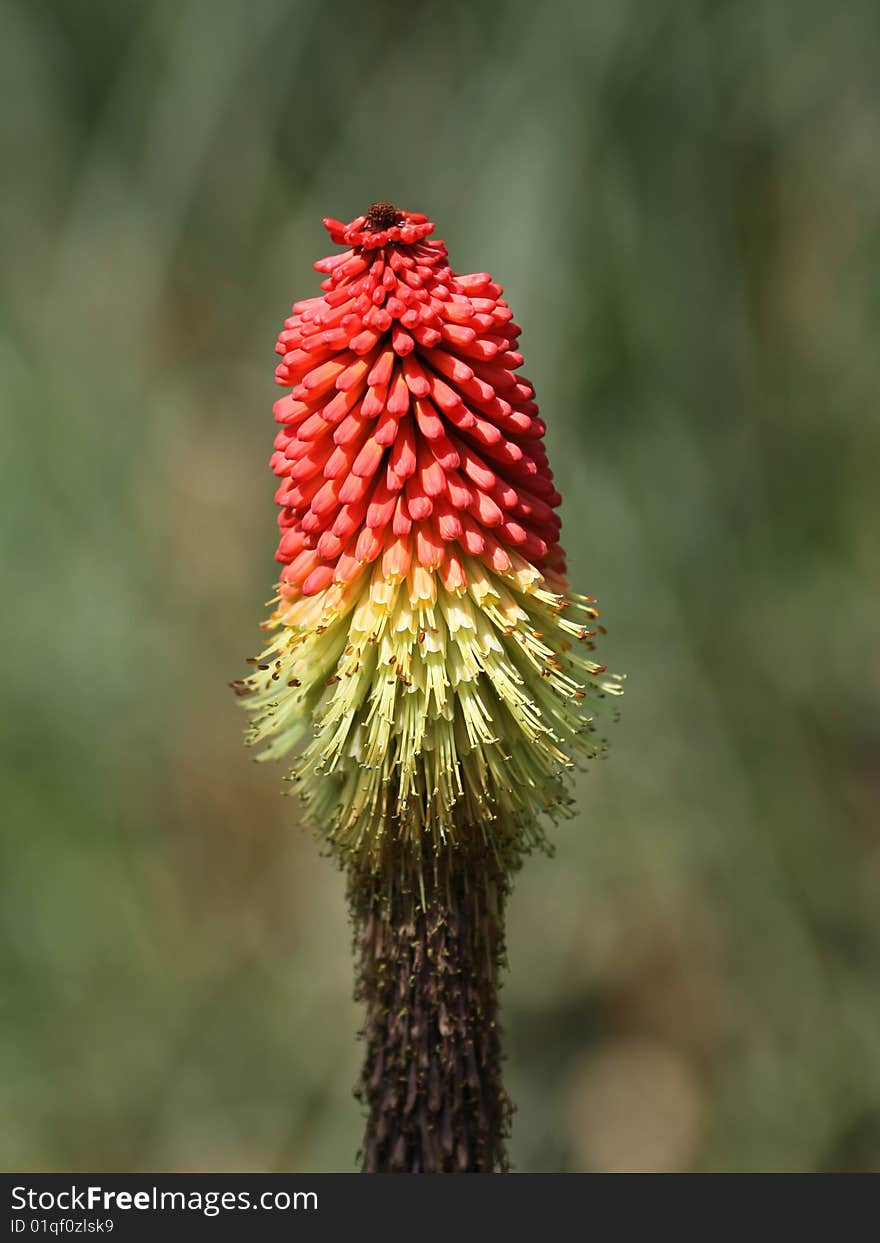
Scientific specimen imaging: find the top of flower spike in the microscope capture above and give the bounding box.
[271,203,565,602]
[323,202,435,251]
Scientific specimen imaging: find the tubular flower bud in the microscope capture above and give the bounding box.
[235,203,623,879]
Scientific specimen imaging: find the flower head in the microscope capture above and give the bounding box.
[235,204,622,877]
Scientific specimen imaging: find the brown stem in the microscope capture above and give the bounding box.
[352,847,513,1173]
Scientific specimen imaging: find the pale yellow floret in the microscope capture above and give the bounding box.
[242,557,623,873]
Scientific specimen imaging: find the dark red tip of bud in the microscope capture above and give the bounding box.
[322,206,434,250]
[365,201,402,231]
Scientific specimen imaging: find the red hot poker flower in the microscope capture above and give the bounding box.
[241,201,622,864]
[235,205,622,1172]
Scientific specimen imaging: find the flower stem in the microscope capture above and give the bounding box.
[352,846,512,1173]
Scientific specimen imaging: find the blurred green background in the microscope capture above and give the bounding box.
[3,0,879,1173]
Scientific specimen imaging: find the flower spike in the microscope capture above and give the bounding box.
[234,204,623,1172]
